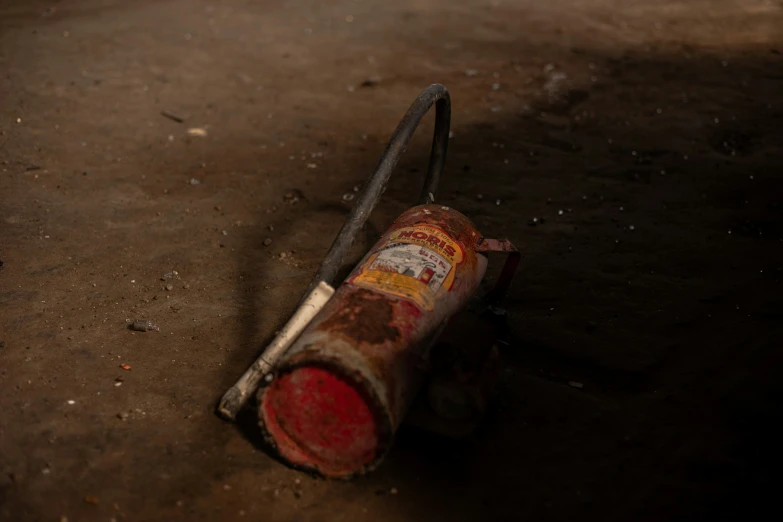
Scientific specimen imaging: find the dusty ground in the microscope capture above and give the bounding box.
[1,0,782,520]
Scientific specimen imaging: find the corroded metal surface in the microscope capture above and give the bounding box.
[258,204,516,478]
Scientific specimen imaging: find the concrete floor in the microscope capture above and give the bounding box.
[1,0,782,521]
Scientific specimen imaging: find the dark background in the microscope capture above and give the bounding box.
[1,0,782,520]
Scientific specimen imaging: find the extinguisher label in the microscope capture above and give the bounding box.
[351,225,464,310]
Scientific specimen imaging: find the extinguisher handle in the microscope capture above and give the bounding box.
[475,238,521,303]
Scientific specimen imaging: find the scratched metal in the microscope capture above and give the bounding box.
[258,204,495,478]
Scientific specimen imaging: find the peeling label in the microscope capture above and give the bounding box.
[351,225,463,310]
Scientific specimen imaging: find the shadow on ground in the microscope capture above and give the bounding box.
[213,47,783,522]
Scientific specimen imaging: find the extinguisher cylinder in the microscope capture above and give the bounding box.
[258,205,491,478]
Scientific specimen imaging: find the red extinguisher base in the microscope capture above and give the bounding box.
[259,361,393,479]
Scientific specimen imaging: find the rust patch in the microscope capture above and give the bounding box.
[319,288,400,344]
[389,205,481,269]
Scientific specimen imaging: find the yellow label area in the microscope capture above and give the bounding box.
[351,225,463,310]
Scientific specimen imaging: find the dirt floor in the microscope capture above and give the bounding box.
[1,0,782,520]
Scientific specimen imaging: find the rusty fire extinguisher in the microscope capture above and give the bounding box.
[218,84,520,479]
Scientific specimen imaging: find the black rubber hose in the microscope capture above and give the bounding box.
[302,83,451,296]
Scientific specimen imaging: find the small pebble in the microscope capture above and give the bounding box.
[189,178,201,185]
[67,400,75,405]
[263,238,273,246]
[390,487,399,495]
[161,270,179,281]
[476,194,484,201]
[568,381,584,389]
[165,284,173,291]
[130,318,160,332]
[342,193,355,201]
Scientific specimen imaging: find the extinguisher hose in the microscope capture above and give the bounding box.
[304,83,451,297]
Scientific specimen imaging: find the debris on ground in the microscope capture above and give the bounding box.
[263,238,273,246]
[276,251,302,268]
[161,271,179,281]
[284,189,304,204]
[84,495,99,505]
[360,76,381,87]
[187,127,208,137]
[119,364,132,371]
[568,381,584,389]
[160,110,184,123]
[129,319,160,332]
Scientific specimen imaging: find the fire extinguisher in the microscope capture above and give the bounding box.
[218,84,520,479]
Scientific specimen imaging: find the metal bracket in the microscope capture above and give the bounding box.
[475,237,520,303]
